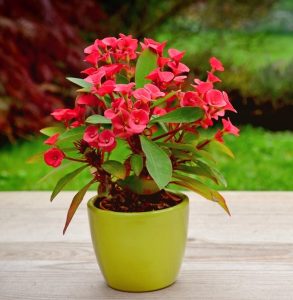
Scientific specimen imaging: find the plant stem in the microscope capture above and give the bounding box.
[64,156,87,163]
[197,139,211,150]
[152,124,186,141]
[176,130,185,143]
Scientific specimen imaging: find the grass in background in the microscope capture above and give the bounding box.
[0,125,292,191]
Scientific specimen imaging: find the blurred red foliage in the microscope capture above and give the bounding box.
[0,0,107,142]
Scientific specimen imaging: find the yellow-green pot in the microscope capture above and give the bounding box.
[87,192,189,292]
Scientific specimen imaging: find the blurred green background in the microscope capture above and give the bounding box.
[0,0,292,191]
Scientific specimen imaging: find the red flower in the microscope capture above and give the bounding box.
[153,107,167,116]
[207,71,222,83]
[195,81,213,94]
[44,133,59,145]
[133,84,165,102]
[97,130,117,152]
[76,94,100,106]
[84,43,101,65]
[51,109,76,122]
[146,68,174,84]
[100,64,123,78]
[180,92,205,108]
[157,57,170,68]
[205,89,226,107]
[111,109,132,138]
[94,80,116,96]
[118,34,138,51]
[44,148,65,168]
[223,91,237,113]
[209,57,224,72]
[117,34,138,59]
[133,100,150,112]
[200,117,213,128]
[83,126,99,144]
[81,67,96,75]
[158,71,174,82]
[168,48,185,62]
[214,130,224,143]
[73,106,86,125]
[101,37,118,49]
[222,118,240,136]
[141,38,166,56]
[84,70,105,85]
[105,98,127,120]
[114,83,136,94]
[133,88,151,102]
[144,84,165,99]
[173,75,187,84]
[167,61,189,75]
[128,109,149,134]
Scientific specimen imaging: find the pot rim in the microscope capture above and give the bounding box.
[87,191,188,217]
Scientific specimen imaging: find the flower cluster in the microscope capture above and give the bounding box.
[44,35,239,168]
[41,35,240,232]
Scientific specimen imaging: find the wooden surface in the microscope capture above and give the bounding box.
[0,191,293,300]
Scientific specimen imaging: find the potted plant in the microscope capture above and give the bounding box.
[40,34,239,292]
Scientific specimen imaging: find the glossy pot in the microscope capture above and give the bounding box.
[87,192,189,292]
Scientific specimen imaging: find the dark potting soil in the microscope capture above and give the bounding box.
[94,190,182,212]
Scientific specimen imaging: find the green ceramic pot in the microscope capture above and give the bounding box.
[87,192,189,292]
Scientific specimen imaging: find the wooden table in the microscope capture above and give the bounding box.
[0,191,293,300]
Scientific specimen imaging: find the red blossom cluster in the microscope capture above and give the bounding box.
[43,35,239,168]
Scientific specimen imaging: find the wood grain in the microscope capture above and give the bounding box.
[0,191,293,299]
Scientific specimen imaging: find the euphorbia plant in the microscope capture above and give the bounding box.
[41,34,239,234]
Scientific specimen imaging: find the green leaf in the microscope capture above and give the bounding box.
[38,162,74,183]
[194,149,216,163]
[102,160,126,179]
[158,122,168,133]
[183,132,200,145]
[150,107,203,124]
[63,179,95,234]
[57,126,85,147]
[66,77,92,89]
[118,175,160,195]
[109,138,132,163]
[86,114,112,124]
[40,126,65,137]
[130,154,143,176]
[76,87,92,93]
[177,161,227,187]
[157,142,196,153]
[135,49,157,88]
[50,164,88,201]
[204,140,235,159]
[151,91,177,108]
[171,149,193,161]
[140,136,172,189]
[172,172,230,215]
[195,160,227,186]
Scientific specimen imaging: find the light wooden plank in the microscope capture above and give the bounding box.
[0,192,293,299]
